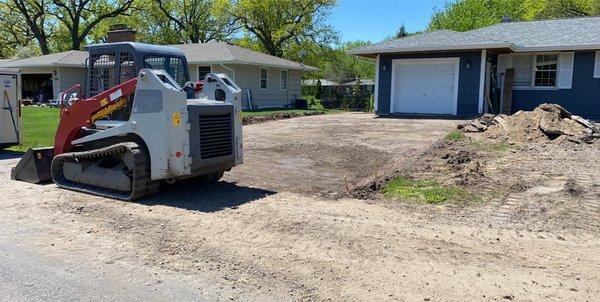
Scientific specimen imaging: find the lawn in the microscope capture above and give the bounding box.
[7,107,60,152]
[4,107,343,151]
[381,177,473,204]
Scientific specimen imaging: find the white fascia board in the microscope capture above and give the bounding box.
[347,43,517,56]
[514,44,600,52]
[349,43,600,56]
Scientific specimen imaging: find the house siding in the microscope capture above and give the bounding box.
[511,51,600,120]
[191,63,302,109]
[377,51,482,117]
[57,67,87,99]
[17,62,303,107]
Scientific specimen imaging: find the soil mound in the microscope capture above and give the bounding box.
[242,111,325,125]
[459,104,600,144]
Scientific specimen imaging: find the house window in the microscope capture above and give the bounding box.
[280,70,288,90]
[512,54,533,88]
[198,66,211,81]
[534,54,558,87]
[260,67,268,89]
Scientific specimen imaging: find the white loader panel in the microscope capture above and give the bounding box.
[0,68,20,145]
[392,58,459,115]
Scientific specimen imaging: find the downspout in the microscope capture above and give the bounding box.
[219,62,235,81]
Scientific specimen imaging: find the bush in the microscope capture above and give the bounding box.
[305,95,325,110]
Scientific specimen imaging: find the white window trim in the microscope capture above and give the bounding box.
[594,51,600,78]
[510,52,560,90]
[389,57,460,115]
[280,69,288,91]
[260,67,268,90]
[197,65,212,81]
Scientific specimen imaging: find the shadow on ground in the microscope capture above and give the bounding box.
[140,180,276,212]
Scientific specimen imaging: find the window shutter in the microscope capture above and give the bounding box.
[595,51,600,78]
[558,52,574,89]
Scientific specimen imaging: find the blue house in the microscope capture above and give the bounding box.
[348,16,600,120]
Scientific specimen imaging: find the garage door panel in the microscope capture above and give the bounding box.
[392,59,458,115]
[396,81,455,90]
[396,74,455,85]
[398,63,455,73]
[397,89,455,99]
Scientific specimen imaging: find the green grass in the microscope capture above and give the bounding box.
[7,107,60,152]
[2,107,342,152]
[468,139,511,152]
[445,130,465,141]
[381,177,472,204]
[241,108,342,117]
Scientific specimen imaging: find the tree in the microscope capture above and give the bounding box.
[428,0,528,32]
[315,79,323,99]
[395,24,408,38]
[323,41,374,84]
[154,0,238,43]
[7,0,53,54]
[50,0,135,50]
[0,1,32,57]
[230,0,337,57]
[534,0,600,18]
[86,0,180,45]
[428,0,600,32]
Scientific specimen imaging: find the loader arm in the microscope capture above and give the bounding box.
[54,77,138,155]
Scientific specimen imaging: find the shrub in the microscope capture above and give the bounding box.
[446,130,464,141]
[305,95,324,110]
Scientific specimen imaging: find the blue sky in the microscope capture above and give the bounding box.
[329,0,447,43]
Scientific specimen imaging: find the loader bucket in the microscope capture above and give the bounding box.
[11,147,54,183]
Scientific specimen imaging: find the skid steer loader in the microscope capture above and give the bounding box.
[11,42,243,200]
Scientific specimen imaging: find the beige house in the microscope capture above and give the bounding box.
[0,42,316,109]
[0,51,87,102]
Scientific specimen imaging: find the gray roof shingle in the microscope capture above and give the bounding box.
[172,42,317,71]
[0,42,316,71]
[349,16,600,56]
[0,50,88,68]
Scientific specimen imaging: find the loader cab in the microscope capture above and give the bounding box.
[86,42,190,120]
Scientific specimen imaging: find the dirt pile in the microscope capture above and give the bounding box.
[459,104,600,144]
[242,111,325,125]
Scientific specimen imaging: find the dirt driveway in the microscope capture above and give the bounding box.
[224,113,457,196]
[1,113,598,301]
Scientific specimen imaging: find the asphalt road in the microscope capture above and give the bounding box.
[0,241,210,302]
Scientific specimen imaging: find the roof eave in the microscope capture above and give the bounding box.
[514,44,600,52]
[347,43,517,56]
[208,59,317,71]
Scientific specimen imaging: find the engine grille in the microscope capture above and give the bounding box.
[198,114,233,159]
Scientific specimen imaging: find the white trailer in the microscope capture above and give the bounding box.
[0,68,21,148]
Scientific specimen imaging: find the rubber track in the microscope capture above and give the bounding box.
[51,142,159,201]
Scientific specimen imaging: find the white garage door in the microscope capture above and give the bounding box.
[391,58,459,115]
